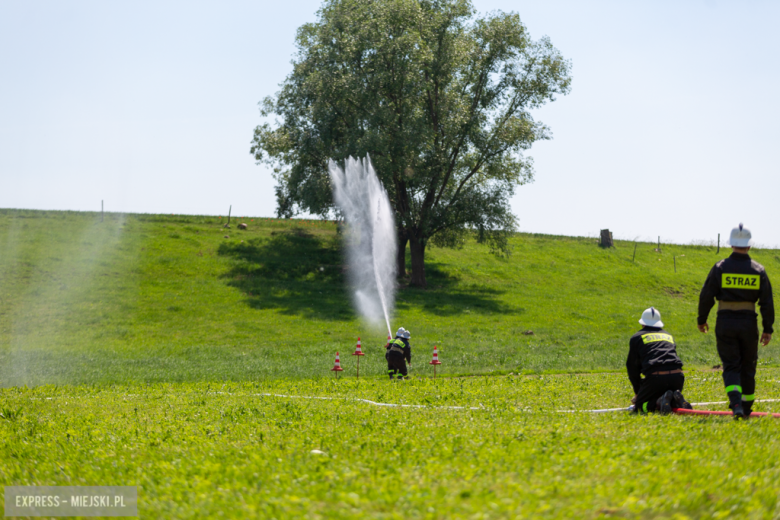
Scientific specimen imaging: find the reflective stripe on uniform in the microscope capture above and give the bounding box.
[742,394,755,401]
[389,339,406,354]
[725,385,742,393]
[642,402,649,413]
[722,273,760,289]
[641,333,674,344]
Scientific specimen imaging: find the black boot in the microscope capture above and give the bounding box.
[728,390,744,419]
[657,390,674,415]
[742,401,753,419]
[672,390,693,410]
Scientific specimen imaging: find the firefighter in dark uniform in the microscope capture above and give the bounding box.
[628,307,693,414]
[386,328,412,380]
[698,223,774,419]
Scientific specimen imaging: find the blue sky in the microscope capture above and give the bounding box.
[1,1,778,246]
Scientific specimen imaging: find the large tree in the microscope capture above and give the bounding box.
[251,0,571,287]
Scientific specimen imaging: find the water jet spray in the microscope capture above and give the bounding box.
[329,156,396,337]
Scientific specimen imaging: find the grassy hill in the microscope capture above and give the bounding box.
[2,208,778,387]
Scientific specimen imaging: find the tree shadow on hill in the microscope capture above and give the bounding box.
[218,229,519,320]
[397,263,520,317]
[217,230,352,321]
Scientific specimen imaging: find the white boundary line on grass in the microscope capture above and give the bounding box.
[213,392,486,411]
[556,407,633,413]
[29,392,484,411]
[27,393,780,414]
[237,393,780,412]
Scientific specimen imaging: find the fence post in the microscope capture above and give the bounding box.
[600,229,614,248]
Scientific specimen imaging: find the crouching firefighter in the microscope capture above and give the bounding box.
[628,307,693,414]
[698,223,774,419]
[386,328,412,380]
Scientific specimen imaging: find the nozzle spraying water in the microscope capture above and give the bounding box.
[372,199,392,337]
[328,156,396,335]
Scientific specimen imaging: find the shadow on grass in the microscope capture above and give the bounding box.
[398,263,520,316]
[218,229,518,319]
[218,230,352,320]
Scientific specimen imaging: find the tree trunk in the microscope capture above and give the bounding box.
[397,230,408,278]
[409,235,426,287]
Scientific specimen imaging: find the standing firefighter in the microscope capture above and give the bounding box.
[628,307,693,414]
[386,328,412,380]
[698,223,774,419]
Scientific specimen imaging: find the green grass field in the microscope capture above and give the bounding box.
[2,209,780,518]
[3,373,780,518]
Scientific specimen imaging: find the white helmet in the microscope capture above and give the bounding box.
[396,327,406,338]
[639,307,663,328]
[728,223,753,247]
[402,330,411,339]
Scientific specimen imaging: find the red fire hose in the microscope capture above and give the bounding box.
[673,408,780,418]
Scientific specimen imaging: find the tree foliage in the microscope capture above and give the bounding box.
[252,0,571,286]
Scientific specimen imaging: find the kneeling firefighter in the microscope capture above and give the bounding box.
[628,307,693,414]
[386,328,412,380]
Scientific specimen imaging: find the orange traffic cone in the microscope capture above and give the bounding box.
[331,351,343,375]
[352,337,364,379]
[429,345,442,365]
[429,345,441,379]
